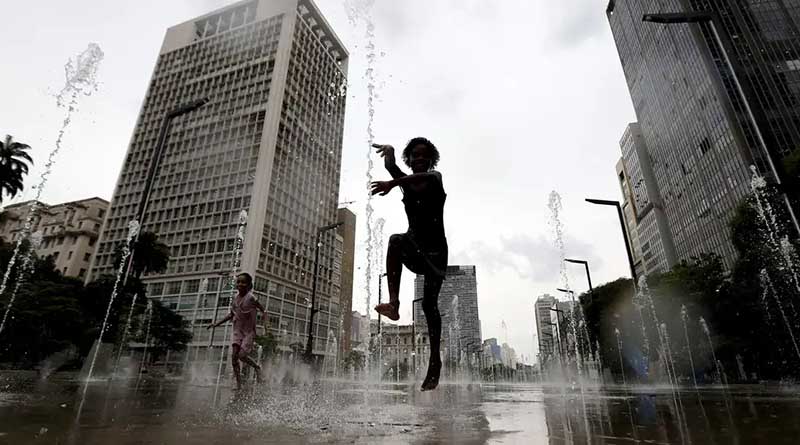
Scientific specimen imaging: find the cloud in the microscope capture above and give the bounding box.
[453,233,604,283]
[545,0,607,47]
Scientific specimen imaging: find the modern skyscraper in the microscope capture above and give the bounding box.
[336,207,356,353]
[88,0,348,365]
[607,0,800,269]
[414,265,481,362]
[534,294,556,363]
[616,123,678,275]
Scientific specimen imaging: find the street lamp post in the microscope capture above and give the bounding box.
[411,296,423,377]
[565,259,593,293]
[585,199,638,286]
[642,11,800,237]
[304,221,344,362]
[377,272,387,335]
[123,98,209,286]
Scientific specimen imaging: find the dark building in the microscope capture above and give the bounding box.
[414,265,482,362]
[607,0,800,268]
[336,207,356,353]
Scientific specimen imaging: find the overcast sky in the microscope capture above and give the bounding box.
[0,0,636,363]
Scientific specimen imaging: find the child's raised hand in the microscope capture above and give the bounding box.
[370,180,394,196]
[373,144,396,166]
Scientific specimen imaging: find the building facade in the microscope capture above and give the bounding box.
[369,321,432,376]
[534,294,556,363]
[607,0,800,269]
[617,123,678,275]
[413,265,481,362]
[0,197,108,279]
[336,207,356,353]
[615,158,646,279]
[87,0,348,365]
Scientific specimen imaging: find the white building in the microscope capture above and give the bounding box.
[88,0,348,366]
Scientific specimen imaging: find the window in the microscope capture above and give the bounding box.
[68,251,73,259]
[79,269,86,278]
[98,209,106,218]
[84,253,91,262]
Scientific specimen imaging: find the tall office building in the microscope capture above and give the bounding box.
[336,207,356,353]
[414,265,481,362]
[88,0,348,364]
[534,294,556,363]
[617,123,678,275]
[607,0,800,269]
[615,158,646,278]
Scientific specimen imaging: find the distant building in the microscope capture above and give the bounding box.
[482,338,502,366]
[501,342,518,368]
[414,265,481,362]
[350,310,368,350]
[369,321,430,373]
[337,208,356,353]
[617,123,677,276]
[550,300,574,362]
[0,197,108,279]
[534,294,556,363]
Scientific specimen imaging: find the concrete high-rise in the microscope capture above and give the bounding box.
[534,294,556,363]
[336,207,356,353]
[616,123,677,275]
[607,0,800,269]
[414,265,481,362]
[88,0,348,365]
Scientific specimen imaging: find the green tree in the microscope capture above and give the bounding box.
[255,331,279,359]
[137,300,192,364]
[341,349,365,371]
[0,135,33,203]
[113,231,170,279]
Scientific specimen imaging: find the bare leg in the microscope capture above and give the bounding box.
[421,275,444,391]
[239,353,263,383]
[375,234,403,321]
[231,344,242,390]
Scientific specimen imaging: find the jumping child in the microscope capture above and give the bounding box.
[370,137,448,391]
[207,272,266,390]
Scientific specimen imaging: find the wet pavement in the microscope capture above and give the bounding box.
[1,371,800,444]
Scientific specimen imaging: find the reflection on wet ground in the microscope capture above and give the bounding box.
[1,372,800,444]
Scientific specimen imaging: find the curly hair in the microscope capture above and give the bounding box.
[402,137,440,169]
[237,272,253,290]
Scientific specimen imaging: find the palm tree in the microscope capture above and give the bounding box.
[0,135,33,203]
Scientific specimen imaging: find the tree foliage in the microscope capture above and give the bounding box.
[0,238,191,371]
[579,185,800,382]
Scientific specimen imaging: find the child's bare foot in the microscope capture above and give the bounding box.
[374,302,400,321]
[420,359,441,392]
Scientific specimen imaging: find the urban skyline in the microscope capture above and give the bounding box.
[12,0,794,362]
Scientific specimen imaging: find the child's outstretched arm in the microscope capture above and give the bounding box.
[371,171,442,196]
[207,312,233,329]
[373,143,407,179]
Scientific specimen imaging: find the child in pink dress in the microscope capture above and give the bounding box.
[207,272,266,390]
